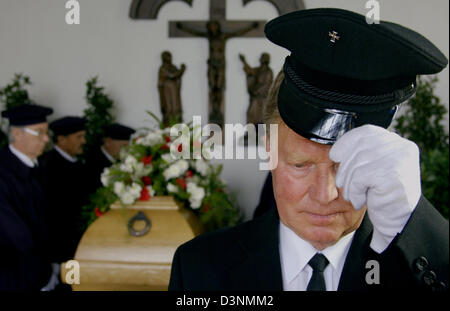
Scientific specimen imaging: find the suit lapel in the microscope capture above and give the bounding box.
[338,213,373,291]
[229,206,283,290]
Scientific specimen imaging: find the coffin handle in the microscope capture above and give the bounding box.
[128,211,151,237]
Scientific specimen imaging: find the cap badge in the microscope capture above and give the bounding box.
[328,30,340,43]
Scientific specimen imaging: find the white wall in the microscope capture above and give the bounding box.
[0,0,448,219]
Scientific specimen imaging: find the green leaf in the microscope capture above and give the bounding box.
[393,75,449,218]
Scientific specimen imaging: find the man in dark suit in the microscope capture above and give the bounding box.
[40,116,90,273]
[0,104,54,291]
[169,8,449,291]
[85,123,135,192]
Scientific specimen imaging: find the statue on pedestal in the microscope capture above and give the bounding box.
[158,51,186,126]
[239,53,273,125]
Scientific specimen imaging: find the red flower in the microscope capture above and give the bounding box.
[95,207,104,217]
[141,155,153,165]
[178,144,183,152]
[139,187,151,201]
[165,135,171,143]
[161,144,169,150]
[185,170,194,178]
[142,176,152,186]
[175,178,187,189]
[201,204,211,213]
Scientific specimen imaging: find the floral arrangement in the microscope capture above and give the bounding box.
[82,118,243,232]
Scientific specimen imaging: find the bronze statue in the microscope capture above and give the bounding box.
[177,21,258,129]
[158,51,186,126]
[130,0,307,130]
[239,53,273,125]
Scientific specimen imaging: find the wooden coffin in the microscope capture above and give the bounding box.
[60,196,202,291]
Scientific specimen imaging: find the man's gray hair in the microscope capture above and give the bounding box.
[8,126,25,144]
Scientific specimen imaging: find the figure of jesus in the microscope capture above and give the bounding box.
[177,20,258,128]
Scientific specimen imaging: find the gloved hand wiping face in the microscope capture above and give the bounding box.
[329,125,422,253]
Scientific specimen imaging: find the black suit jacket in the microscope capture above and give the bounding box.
[84,147,113,194]
[40,149,91,263]
[169,197,448,291]
[0,147,51,290]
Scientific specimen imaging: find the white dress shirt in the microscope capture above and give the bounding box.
[9,144,37,167]
[54,145,78,163]
[101,146,115,163]
[279,221,355,291]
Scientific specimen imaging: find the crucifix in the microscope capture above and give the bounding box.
[130,0,305,129]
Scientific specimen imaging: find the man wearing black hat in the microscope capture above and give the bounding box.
[169,8,448,291]
[0,104,54,290]
[85,123,135,192]
[40,116,90,278]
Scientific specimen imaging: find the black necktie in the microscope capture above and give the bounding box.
[307,253,329,291]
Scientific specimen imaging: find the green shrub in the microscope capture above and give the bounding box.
[82,76,115,160]
[394,76,449,218]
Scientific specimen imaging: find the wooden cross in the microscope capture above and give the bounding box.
[130,0,305,129]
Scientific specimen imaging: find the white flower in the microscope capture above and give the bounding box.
[146,185,155,197]
[129,182,142,197]
[133,162,145,177]
[187,182,205,209]
[134,130,164,147]
[163,160,189,180]
[118,183,142,205]
[119,148,128,160]
[162,153,176,164]
[177,159,189,173]
[100,168,110,187]
[163,164,180,180]
[195,159,210,176]
[167,183,178,193]
[113,181,125,196]
[143,130,164,146]
[120,192,135,205]
[119,163,133,173]
[125,155,137,166]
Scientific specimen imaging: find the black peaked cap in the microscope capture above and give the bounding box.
[2,104,53,126]
[50,116,87,136]
[264,8,448,143]
[104,123,135,140]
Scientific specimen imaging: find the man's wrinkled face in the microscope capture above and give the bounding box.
[270,122,366,250]
[12,122,49,159]
[57,130,86,156]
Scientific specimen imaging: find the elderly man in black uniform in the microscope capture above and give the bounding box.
[40,116,89,278]
[0,104,54,291]
[85,123,135,192]
[169,8,449,291]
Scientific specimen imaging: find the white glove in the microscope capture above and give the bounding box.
[329,125,421,253]
[40,263,61,291]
